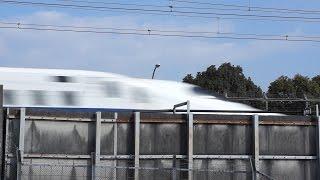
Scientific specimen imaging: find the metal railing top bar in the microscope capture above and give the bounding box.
[227,97,320,102]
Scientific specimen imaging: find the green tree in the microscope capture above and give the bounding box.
[312,75,320,87]
[267,76,297,112]
[268,76,295,98]
[267,74,320,113]
[183,74,195,84]
[183,63,320,113]
[183,63,263,108]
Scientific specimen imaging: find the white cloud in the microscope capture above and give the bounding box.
[0,11,302,82]
[0,38,6,56]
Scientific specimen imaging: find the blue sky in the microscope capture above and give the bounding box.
[0,0,319,91]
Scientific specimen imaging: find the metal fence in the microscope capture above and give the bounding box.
[4,161,276,180]
[1,102,320,180]
[225,93,320,115]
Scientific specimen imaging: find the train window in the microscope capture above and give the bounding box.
[4,90,15,105]
[131,87,150,103]
[62,91,76,106]
[104,81,121,98]
[52,76,73,83]
[31,90,46,105]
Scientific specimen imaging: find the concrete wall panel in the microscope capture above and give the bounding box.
[24,120,95,154]
[260,126,316,155]
[100,123,114,155]
[194,124,252,155]
[140,124,187,155]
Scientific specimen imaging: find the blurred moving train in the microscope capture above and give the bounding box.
[0,67,260,113]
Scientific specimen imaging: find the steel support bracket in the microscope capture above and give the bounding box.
[173,101,190,114]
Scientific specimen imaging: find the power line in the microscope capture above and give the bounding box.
[2,21,319,39]
[1,21,320,43]
[6,2,319,24]
[60,0,320,15]
[59,0,170,9]
[172,0,320,14]
[1,0,320,23]
[59,0,258,13]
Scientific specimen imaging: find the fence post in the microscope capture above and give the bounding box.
[3,109,9,180]
[134,112,140,180]
[95,112,101,164]
[17,108,25,180]
[93,112,101,180]
[252,114,259,180]
[187,101,193,180]
[91,152,95,180]
[18,108,25,162]
[316,105,320,180]
[172,155,177,180]
[16,149,21,180]
[113,113,118,180]
[0,85,3,180]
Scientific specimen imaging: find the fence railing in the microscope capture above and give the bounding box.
[225,94,320,115]
[5,162,276,180]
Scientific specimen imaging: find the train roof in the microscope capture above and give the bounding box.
[0,67,127,78]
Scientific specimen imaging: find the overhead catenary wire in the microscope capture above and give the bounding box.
[2,1,320,23]
[172,0,320,14]
[5,2,320,24]
[3,0,320,20]
[1,21,320,40]
[57,0,320,15]
[0,21,320,43]
[59,0,320,15]
[53,0,320,16]
[1,0,320,23]
[59,0,263,13]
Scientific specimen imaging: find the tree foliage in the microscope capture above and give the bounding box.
[267,74,320,112]
[183,63,263,108]
[183,63,320,113]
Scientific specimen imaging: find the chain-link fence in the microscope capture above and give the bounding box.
[225,93,320,115]
[3,162,276,180]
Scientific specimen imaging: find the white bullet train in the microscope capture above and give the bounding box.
[0,67,261,113]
